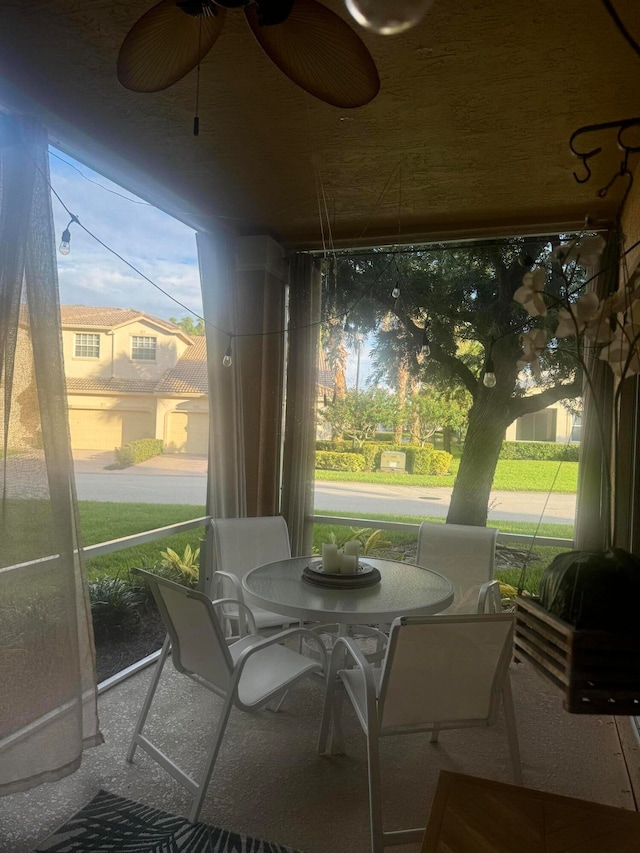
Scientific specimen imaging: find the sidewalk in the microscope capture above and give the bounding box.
[72,450,207,476]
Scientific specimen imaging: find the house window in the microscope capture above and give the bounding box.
[131,335,157,361]
[516,409,557,442]
[74,333,100,359]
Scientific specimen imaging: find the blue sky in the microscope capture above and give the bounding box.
[49,148,203,324]
[48,147,371,384]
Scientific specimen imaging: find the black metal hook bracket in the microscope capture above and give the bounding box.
[569,118,640,203]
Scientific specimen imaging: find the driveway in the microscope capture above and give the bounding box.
[72,452,576,524]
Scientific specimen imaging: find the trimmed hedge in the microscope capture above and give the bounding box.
[115,438,164,467]
[314,440,450,474]
[499,441,579,462]
[315,451,366,472]
[430,450,453,475]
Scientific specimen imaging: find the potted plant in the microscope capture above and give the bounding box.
[502,233,640,713]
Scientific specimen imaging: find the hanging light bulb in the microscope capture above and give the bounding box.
[59,228,71,255]
[392,284,401,299]
[421,326,430,358]
[345,0,435,35]
[483,354,496,388]
[58,214,79,256]
[222,340,233,368]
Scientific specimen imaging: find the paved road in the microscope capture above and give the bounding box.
[74,470,575,525]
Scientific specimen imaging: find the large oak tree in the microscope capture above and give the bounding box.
[323,238,582,526]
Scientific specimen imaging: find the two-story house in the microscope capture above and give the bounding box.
[61,306,209,454]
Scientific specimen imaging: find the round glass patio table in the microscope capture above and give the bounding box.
[242,556,454,631]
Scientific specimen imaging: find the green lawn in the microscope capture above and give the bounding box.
[80,502,573,595]
[316,458,578,493]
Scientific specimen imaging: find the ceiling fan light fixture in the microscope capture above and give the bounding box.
[344,0,434,35]
[254,0,295,26]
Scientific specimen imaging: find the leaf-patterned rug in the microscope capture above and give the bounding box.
[34,789,303,852]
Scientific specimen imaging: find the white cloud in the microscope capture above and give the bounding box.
[49,148,203,323]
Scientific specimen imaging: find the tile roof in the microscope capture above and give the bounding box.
[317,349,335,390]
[155,336,208,394]
[65,335,332,398]
[60,306,183,333]
[66,376,159,394]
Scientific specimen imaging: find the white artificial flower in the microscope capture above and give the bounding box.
[517,329,547,379]
[552,235,606,267]
[555,292,601,338]
[513,267,547,317]
[599,323,640,378]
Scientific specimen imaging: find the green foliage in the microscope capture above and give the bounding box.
[429,450,453,475]
[158,544,200,586]
[361,442,436,474]
[323,388,398,448]
[499,441,579,462]
[114,438,164,467]
[319,526,392,555]
[315,458,578,492]
[316,440,349,452]
[169,315,205,336]
[89,574,148,640]
[315,450,366,472]
[405,389,471,446]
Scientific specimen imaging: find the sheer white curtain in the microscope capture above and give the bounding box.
[0,115,101,795]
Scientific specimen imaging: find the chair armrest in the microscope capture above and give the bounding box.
[478,579,502,614]
[211,597,257,637]
[234,626,328,674]
[211,570,244,601]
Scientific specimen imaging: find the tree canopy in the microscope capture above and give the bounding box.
[322,238,584,525]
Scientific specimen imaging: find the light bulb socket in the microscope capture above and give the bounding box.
[222,341,232,368]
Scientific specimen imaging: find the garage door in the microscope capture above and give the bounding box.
[165,412,209,455]
[69,409,155,450]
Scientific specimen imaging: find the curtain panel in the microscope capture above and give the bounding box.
[281,254,321,556]
[574,229,617,552]
[0,115,101,796]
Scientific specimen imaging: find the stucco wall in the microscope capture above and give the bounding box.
[62,320,189,380]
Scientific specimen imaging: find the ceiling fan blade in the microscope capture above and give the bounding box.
[245,0,379,108]
[118,0,226,92]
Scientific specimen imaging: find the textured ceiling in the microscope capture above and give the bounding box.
[1,0,639,247]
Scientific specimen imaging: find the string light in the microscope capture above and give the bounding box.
[483,350,497,388]
[392,284,400,299]
[421,325,430,358]
[222,338,233,368]
[58,214,79,255]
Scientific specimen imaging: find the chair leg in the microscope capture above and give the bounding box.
[126,635,171,764]
[502,676,523,785]
[430,723,441,744]
[189,694,235,823]
[271,690,288,712]
[366,731,385,853]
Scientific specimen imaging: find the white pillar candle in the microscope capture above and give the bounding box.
[341,554,357,574]
[322,543,341,573]
[344,540,361,569]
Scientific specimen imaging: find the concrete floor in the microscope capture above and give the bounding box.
[0,659,637,853]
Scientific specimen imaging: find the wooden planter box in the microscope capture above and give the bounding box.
[514,596,640,715]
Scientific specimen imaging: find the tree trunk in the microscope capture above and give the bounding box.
[443,426,452,453]
[394,360,409,443]
[446,387,510,526]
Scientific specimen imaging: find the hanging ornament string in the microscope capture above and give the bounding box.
[193,15,203,136]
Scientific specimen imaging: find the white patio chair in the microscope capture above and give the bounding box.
[208,516,298,632]
[127,568,327,822]
[318,613,522,853]
[416,520,500,614]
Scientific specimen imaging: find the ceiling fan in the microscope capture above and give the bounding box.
[117,0,380,109]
